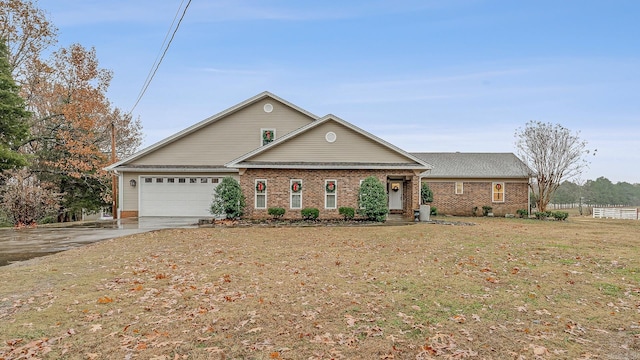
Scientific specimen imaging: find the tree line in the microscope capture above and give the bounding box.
[552,177,640,206]
[1,0,143,225]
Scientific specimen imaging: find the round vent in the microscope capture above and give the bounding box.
[263,103,273,113]
[325,131,337,143]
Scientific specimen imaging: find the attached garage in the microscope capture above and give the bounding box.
[138,176,220,217]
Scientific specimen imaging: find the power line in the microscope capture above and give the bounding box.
[130,0,192,114]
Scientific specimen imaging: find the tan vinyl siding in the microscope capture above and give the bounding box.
[120,172,238,212]
[250,120,413,163]
[130,99,314,166]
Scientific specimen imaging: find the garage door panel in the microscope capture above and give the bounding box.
[139,176,220,217]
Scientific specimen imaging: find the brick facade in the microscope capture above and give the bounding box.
[424,180,529,216]
[241,169,419,219]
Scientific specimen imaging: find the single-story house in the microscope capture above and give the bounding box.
[411,153,531,216]
[106,92,530,219]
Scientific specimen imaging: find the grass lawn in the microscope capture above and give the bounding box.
[1,217,639,359]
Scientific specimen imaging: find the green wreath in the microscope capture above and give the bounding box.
[262,130,274,143]
[326,181,336,193]
[256,181,266,192]
[291,181,302,193]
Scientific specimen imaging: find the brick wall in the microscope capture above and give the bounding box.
[241,169,419,219]
[424,180,529,216]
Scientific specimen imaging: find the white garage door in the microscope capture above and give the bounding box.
[139,176,220,217]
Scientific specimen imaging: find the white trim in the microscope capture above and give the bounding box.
[290,179,302,209]
[229,164,427,170]
[325,179,337,209]
[255,179,267,209]
[112,167,238,173]
[118,173,124,219]
[455,181,464,195]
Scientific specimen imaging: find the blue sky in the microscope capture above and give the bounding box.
[44,0,639,183]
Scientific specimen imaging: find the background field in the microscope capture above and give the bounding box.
[1,217,639,359]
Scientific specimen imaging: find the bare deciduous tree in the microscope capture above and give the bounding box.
[515,120,594,212]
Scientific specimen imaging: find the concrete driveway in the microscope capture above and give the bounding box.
[0,217,204,266]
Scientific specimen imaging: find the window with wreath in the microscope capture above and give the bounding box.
[261,129,276,146]
[255,179,267,209]
[325,180,337,209]
[455,182,464,194]
[492,182,505,202]
[290,179,302,209]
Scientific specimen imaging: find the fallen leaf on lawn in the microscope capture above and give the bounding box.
[90,324,102,332]
[97,296,113,304]
[530,344,548,355]
[246,327,262,334]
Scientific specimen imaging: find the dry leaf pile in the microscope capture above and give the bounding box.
[1,217,639,359]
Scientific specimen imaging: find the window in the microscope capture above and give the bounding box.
[144,177,152,183]
[156,178,163,183]
[212,178,219,184]
[325,180,337,209]
[167,178,175,183]
[492,182,505,202]
[261,128,276,146]
[178,178,186,183]
[200,178,208,183]
[455,182,464,194]
[255,179,267,209]
[290,179,302,209]
[190,178,197,183]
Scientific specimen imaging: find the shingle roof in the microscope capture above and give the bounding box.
[410,152,531,178]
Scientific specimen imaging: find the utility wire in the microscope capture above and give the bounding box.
[130,0,192,113]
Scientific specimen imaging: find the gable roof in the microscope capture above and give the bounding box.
[411,152,530,178]
[105,91,319,171]
[227,115,432,170]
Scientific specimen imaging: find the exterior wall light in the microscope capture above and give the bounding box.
[130,179,137,187]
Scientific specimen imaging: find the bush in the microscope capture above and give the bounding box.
[552,211,569,221]
[0,169,59,226]
[267,207,285,219]
[421,183,433,204]
[430,206,438,216]
[338,206,355,220]
[482,205,493,216]
[358,176,388,222]
[210,177,246,219]
[301,207,319,220]
[516,209,529,218]
[534,211,551,220]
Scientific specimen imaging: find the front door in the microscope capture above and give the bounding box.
[389,181,403,210]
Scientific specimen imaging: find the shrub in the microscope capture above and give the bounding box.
[0,169,59,226]
[267,207,285,219]
[552,211,569,221]
[516,209,529,218]
[430,206,438,216]
[534,211,551,220]
[482,205,493,216]
[338,206,355,220]
[301,207,319,220]
[421,183,433,204]
[210,177,246,219]
[358,176,388,222]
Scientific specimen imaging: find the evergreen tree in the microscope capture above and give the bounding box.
[0,40,30,171]
[358,176,388,222]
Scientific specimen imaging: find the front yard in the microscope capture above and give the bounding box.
[1,217,639,359]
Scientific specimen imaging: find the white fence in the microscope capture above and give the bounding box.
[592,208,639,220]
